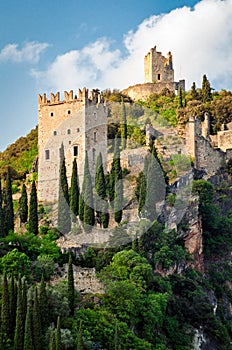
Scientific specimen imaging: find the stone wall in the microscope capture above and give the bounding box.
[122,82,177,101]
[38,88,108,203]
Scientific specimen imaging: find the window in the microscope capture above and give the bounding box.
[94,131,97,142]
[53,131,57,136]
[77,128,80,133]
[92,148,96,163]
[157,74,161,80]
[69,140,71,145]
[67,110,71,115]
[50,112,54,117]
[73,146,78,157]
[67,129,71,135]
[45,149,50,160]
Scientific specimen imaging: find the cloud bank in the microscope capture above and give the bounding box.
[33,0,232,92]
[0,41,50,63]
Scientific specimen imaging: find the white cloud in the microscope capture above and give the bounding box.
[0,41,50,63]
[33,0,232,92]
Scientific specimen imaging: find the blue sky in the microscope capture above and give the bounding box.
[0,0,231,151]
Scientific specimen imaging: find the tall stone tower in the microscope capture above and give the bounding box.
[144,46,174,84]
[38,88,108,203]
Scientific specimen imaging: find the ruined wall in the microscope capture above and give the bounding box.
[144,46,174,84]
[217,130,232,152]
[122,82,177,101]
[38,88,107,203]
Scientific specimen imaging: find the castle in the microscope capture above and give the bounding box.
[122,46,185,101]
[38,88,107,202]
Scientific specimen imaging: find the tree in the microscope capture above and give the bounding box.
[120,97,127,150]
[28,180,38,235]
[33,287,42,350]
[201,74,212,103]
[95,152,109,228]
[39,275,48,335]
[56,316,62,350]
[0,178,5,237]
[76,321,85,350]
[0,248,31,278]
[4,167,14,234]
[1,273,11,341]
[14,278,25,350]
[189,82,199,100]
[70,158,80,222]
[49,327,56,350]
[23,305,33,350]
[81,152,94,228]
[138,172,147,216]
[58,143,71,234]
[19,183,28,224]
[9,274,17,338]
[177,86,183,108]
[68,253,75,316]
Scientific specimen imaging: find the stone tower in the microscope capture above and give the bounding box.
[38,88,108,203]
[144,46,174,84]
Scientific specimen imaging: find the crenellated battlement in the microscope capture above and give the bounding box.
[38,88,102,106]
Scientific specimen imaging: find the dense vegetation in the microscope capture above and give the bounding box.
[0,76,231,349]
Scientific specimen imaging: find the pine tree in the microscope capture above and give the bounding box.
[76,321,85,350]
[58,143,71,234]
[23,305,33,350]
[95,153,109,228]
[1,273,11,341]
[0,179,5,237]
[28,180,38,235]
[120,97,127,150]
[33,287,42,350]
[4,167,14,234]
[68,253,75,316]
[14,278,25,350]
[70,158,80,222]
[202,74,212,103]
[39,275,48,336]
[19,184,28,223]
[56,316,62,350]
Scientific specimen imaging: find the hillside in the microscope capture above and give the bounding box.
[0,126,38,179]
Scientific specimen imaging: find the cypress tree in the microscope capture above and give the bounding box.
[81,152,94,228]
[19,184,28,224]
[14,278,25,350]
[95,153,109,228]
[23,305,33,350]
[56,316,62,350]
[113,138,123,223]
[1,273,11,341]
[68,253,75,316]
[4,167,14,233]
[22,278,27,329]
[109,137,120,205]
[28,180,38,235]
[0,179,5,237]
[120,97,127,150]
[202,74,212,103]
[49,327,56,350]
[9,274,17,338]
[138,172,147,216]
[70,158,80,222]
[190,82,198,100]
[33,287,42,350]
[39,275,48,336]
[58,143,71,234]
[76,321,85,350]
[178,86,183,108]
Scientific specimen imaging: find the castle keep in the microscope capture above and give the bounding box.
[38,88,107,203]
[122,46,185,101]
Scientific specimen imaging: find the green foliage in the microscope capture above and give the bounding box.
[5,167,14,234]
[19,183,28,223]
[95,152,109,228]
[23,305,33,350]
[1,273,11,340]
[0,248,31,277]
[0,127,38,179]
[32,255,58,281]
[68,253,75,316]
[202,74,212,103]
[0,179,5,237]
[70,158,79,221]
[58,143,71,234]
[28,180,38,235]
[14,279,25,350]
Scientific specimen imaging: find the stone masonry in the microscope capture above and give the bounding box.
[38,88,108,203]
